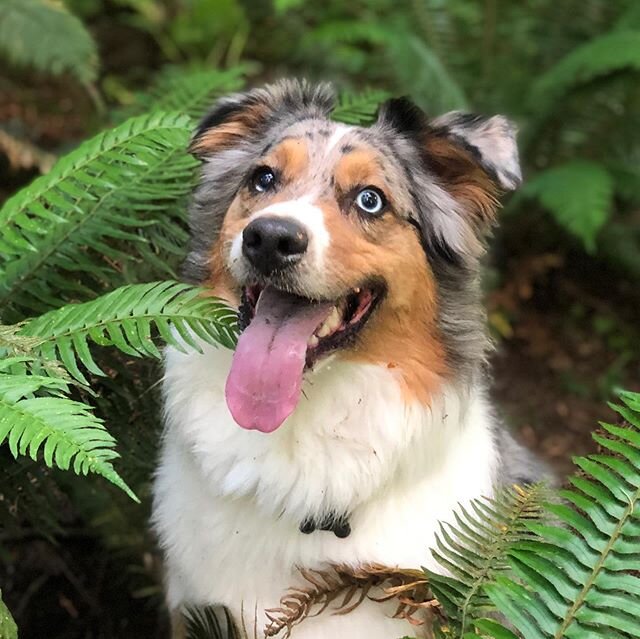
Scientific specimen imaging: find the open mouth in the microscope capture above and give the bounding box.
[239,283,382,367]
[226,282,384,433]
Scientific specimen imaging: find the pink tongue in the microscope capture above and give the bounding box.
[225,287,332,433]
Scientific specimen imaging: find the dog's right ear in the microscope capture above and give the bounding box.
[189,80,335,159]
[189,92,271,158]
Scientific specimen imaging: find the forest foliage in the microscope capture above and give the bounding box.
[1,1,640,638]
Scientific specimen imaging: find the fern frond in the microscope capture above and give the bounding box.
[305,20,395,47]
[265,564,440,638]
[389,35,467,113]
[425,483,548,636]
[522,161,613,253]
[0,373,136,500]
[183,606,240,639]
[0,324,72,382]
[477,390,640,639]
[125,65,248,120]
[0,590,17,639]
[529,30,640,112]
[20,281,238,385]
[0,0,98,83]
[332,89,390,125]
[0,112,198,317]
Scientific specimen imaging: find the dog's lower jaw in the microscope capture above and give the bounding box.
[153,340,500,638]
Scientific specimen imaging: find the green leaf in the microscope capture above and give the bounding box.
[0,0,98,83]
[0,374,136,500]
[389,36,467,113]
[0,590,17,639]
[522,161,613,252]
[273,0,306,14]
[0,112,198,317]
[121,65,248,121]
[529,31,640,113]
[332,89,390,126]
[20,281,238,384]
[425,484,548,635]
[472,618,519,639]
[482,395,640,638]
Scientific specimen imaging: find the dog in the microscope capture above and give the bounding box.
[152,79,548,638]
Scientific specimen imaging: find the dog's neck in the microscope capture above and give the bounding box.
[163,341,498,529]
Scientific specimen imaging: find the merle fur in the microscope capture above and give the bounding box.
[182,79,549,488]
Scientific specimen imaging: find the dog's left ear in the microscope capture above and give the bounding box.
[378,98,521,250]
[427,110,522,192]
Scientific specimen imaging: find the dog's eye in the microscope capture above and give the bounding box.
[251,166,277,193]
[355,188,385,215]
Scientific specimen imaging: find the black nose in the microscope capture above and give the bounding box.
[242,216,309,274]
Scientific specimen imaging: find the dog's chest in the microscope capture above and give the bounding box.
[153,343,498,634]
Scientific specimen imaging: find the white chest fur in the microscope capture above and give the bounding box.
[152,342,499,637]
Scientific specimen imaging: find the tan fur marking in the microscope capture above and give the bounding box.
[334,149,386,190]
[190,103,269,155]
[320,203,447,403]
[425,136,500,225]
[265,138,309,181]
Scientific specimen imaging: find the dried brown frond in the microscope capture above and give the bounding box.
[263,563,444,638]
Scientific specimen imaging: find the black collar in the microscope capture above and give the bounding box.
[299,512,351,538]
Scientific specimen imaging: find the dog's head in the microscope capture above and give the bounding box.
[186,80,521,433]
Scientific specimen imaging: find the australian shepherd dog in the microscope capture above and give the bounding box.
[152,80,548,638]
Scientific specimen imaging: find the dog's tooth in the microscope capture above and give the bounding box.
[354,287,361,293]
[316,321,332,338]
[308,335,319,348]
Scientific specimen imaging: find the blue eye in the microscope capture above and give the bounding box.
[355,188,385,215]
[252,166,277,193]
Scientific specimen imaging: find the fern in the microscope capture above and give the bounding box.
[124,65,249,120]
[470,390,640,638]
[0,590,17,639]
[305,19,396,47]
[521,161,613,253]
[19,281,238,385]
[426,484,549,636]
[389,35,468,113]
[0,0,98,83]
[184,606,240,639]
[332,89,390,125]
[529,30,640,112]
[0,366,136,501]
[0,112,198,317]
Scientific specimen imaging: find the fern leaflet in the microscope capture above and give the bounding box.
[426,483,548,637]
[522,161,613,253]
[0,590,17,639]
[0,0,98,83]
[0,112,198,317]
[20,281,238,385]
[332,90,390,125]
[476,391,640,638]
[0,372,136,501]
[124,65,248,120]
[529,30,640,112]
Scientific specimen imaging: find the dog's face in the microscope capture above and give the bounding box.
[186,81,521,433]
